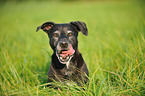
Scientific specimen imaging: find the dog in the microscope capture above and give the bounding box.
[36,21,89,85]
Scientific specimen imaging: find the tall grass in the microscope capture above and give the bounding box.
[0,1,145,95]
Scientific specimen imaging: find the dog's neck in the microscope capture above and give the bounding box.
[66,61,70,69]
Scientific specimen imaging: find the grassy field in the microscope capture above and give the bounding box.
[0,1,145,95]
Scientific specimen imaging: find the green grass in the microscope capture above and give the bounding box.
[0,1,145,95]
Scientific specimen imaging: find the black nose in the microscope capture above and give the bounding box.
[60,41,68,48]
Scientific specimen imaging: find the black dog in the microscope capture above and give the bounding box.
[36,21,89,85]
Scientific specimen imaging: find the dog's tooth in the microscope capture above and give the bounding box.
[57,50,61,53]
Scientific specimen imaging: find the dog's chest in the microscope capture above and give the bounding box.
[62,62,76,78]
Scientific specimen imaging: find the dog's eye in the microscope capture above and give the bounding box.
[68,33,73,36]
[53,33,59,37]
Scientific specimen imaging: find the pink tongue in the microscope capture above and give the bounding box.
[60,44,75,58]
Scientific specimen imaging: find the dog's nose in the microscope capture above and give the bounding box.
[60,41,68,48]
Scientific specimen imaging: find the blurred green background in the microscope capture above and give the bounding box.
[0,0,145,95]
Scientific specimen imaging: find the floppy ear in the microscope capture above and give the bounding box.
[70,21,88,36]
[36,21,55,33]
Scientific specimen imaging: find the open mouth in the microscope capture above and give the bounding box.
[56,44,75,64]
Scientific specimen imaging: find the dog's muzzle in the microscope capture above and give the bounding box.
[56,44,75,64]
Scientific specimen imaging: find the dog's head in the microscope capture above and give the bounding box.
[36,21,88,64]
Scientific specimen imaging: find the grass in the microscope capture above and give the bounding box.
[0,0,145,95]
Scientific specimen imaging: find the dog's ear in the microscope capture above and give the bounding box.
[36,21,55,33]
[70,21,88,36]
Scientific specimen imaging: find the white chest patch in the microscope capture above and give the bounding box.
[66,61,70,69]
